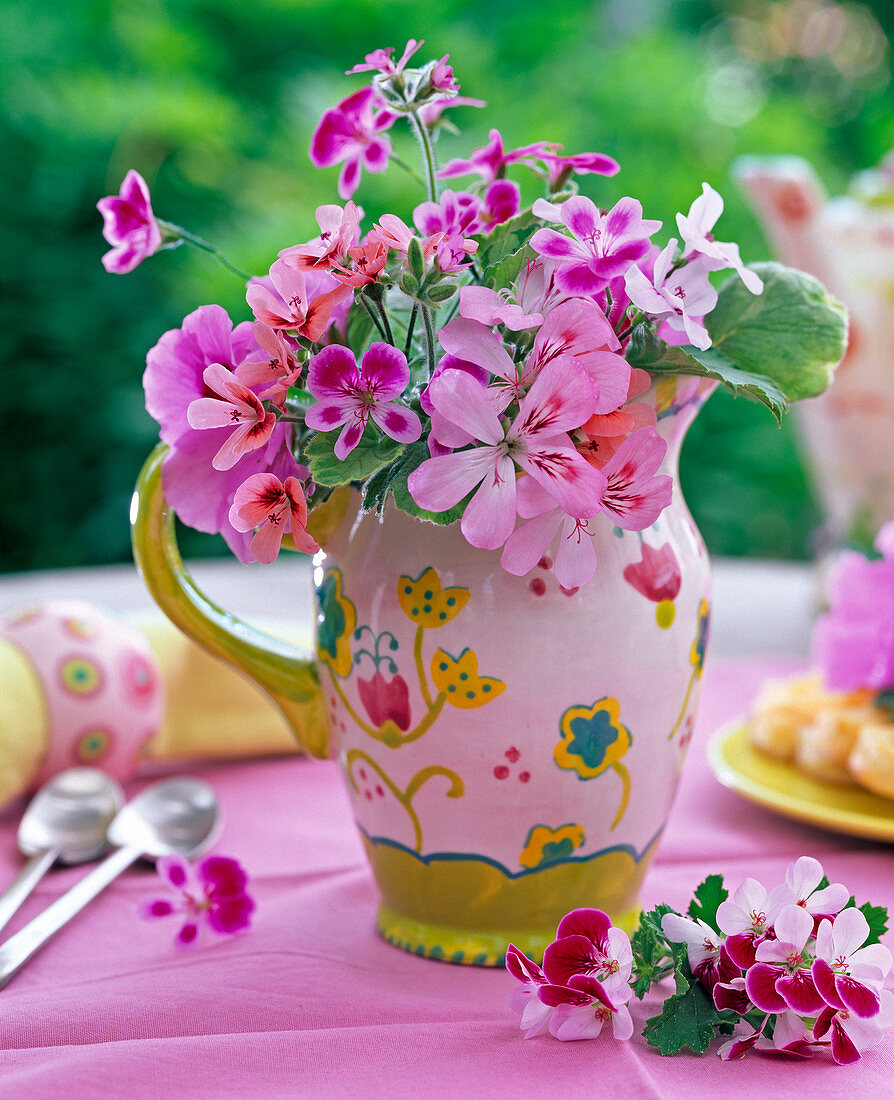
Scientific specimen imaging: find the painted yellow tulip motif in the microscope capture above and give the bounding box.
[519,823,586,869]
[430,648,505,709]
[554,697,632,830]
[319,565,505,750]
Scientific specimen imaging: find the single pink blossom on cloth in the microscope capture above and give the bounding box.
[246,260,352,339]
[531,195,661,297]
[278,201,362,272]
[408,364,606,550]
[304,342,421,460]
[622,542,682,603]
[438,128,555,184]
[309,87,397,199]
[143,305,301,562]
[676,182,764,294]
[187,363,277,471]
[814,988,894,1065]
[625,239,718,350]
[506,944,554,1038]
[229,473,319,564]
[140,854,255,948]
[811,908,892,1018]
[346,39,424,77]
[540,972,634,1043]
[97,169,162,274]
[812,522,894,692]
[747,904,827,1015]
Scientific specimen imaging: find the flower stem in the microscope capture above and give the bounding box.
[404,304,418,356]
[359,294,388,341]
[408,110,439,203]
[421,303,437,379]
[389,152,426,188]
[375,299,395,346]
[163,223,255,281]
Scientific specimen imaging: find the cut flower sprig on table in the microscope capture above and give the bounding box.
[506,856,893,1065]
[102,38,847,587]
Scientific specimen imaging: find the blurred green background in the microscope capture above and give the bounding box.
[2,0,892,572]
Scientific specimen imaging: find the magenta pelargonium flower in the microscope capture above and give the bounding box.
[97,169,163,274]
[304,342,422,460]
[309,87,397,199]
[140,854,255,949]
[346,39,424,77]
[812,521,894,693]
[531,195,661,297]
[438,128,554,184]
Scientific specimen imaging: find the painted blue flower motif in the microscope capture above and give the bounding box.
[690,598,710,675]
[554,698,632,780]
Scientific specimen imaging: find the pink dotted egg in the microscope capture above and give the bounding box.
[1,600,164,789]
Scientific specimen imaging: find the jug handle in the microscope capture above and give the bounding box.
[130,444,330,759]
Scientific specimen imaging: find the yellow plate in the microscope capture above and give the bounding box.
[708,723,894,844]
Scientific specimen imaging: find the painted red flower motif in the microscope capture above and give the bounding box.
[357,672,411,731]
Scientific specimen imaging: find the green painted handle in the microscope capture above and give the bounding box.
[130,444,330,759]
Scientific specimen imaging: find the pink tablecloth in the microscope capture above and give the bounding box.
[1,658,892,1098]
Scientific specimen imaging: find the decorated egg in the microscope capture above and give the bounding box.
[0,600,164,810]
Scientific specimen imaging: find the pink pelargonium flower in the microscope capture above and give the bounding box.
[541,908,633,1002]
[438,299,628,411]
[278,201,362,272]
[660,912,738,992]
[234,323,302,408]
[346,39,424,77]
[438,128,555,184]
[531,195,661,297]
[624,240,717,351]
[309,87,397,199]
[715,876,782,969]
[502,428,672,589]
[139,854,255,948]
[540,972,634,1043]
[329,231,389,288]
[770,855,850,921]
[97,169,163,274]
[417,95,486,129]
[532,148,620,191]
[408,365,606,551]
[187,363,277,471]
[304,342,422,460]
[677,183,764,295]
[246,260,352,339]
[811,908,893,1018]
[506,944,554,1039]
[746,903,827,1015]
[458,257,568,332]
[374,214,443,265]
[812,522,894,693]
[579,368,656,463]
[814,988,894,1066]
[228,473,319,564]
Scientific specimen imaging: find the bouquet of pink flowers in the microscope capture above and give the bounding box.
[100,39,847,588]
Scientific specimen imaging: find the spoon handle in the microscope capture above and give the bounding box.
[0,850,59,936]
[0,845,141,990]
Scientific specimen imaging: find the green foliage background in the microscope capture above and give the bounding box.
[2,0,892,570]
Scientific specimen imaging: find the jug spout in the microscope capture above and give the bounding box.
[734,156,835,292]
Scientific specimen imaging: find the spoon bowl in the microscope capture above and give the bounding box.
[108,776,220,858]
[19,767,124,864]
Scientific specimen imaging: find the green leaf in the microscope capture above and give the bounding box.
[857,901,889,946]
[626,323,789,423]
[707,261,847,401]
[643,967,735,1055]
[362,438,468,525]
[483,243,535,292]
[476,208,539,286]
[630,903,675,999]
[306,424,405,487]
[687,874,728,933]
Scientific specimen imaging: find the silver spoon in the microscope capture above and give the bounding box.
[0,776,220,989]
[0,768,123,936]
